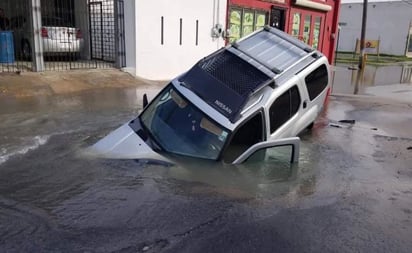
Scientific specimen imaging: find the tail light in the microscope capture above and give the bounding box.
[76,29,82,39]
[41,27,48,38]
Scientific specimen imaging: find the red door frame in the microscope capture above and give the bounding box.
[227,0,290,36]
[227,0,340,64]
[289,8,325,51]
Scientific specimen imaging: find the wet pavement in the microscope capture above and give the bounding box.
[0,73,412,252]
[0,69,165,97]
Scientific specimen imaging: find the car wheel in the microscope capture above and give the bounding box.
[22,41,31,60]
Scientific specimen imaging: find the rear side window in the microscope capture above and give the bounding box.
[269,86,301,133]
[305,64,328,100]
[290,85,301,114]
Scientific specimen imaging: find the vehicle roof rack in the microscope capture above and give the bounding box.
[179,26,322,123]
[230,26,318,84]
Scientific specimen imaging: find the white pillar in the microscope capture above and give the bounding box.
[29,0,44,71]
[122,0,137,75]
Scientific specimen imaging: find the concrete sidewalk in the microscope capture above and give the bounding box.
[1,68,410,105]
[0,69,166,97]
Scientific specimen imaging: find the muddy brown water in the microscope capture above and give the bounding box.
[0,87,411,252]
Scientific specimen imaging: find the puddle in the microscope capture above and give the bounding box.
[332,64,412,95]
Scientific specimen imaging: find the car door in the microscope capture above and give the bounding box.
[296,61,330,128]
[220,109,300,165]
[232,137,300,165]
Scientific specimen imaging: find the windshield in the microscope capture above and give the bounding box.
[140,85,229,160]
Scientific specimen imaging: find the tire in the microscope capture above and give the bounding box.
[22,40,31,60]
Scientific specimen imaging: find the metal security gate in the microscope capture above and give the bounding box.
[0,0,125,73]
[89,2,103,60]
[89,0,116,62]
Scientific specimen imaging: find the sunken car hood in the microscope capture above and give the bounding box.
[89,123,171,163]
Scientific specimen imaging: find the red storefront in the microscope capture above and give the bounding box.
[226,0,341,64]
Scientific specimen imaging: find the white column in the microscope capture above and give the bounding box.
[122,0,137,75]
[29,0,44,72]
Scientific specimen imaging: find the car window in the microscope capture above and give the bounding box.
[242,145,295,170]
[304,64,328,101]
[232,137,301,165]
[269,85,301,133]
[223,112,264,163]
[290,85,301,114]
[140,85,229,160]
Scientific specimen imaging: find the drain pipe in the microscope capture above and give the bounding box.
[217,0,220,26]
[358,0,368,70]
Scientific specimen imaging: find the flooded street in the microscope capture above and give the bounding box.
[332,64,412,95]
[0,87,411,252]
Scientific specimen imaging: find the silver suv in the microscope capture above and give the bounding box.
[91,27,331,165]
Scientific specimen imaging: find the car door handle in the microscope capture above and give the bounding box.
[303,100,308,109]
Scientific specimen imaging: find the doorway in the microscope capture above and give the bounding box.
[270,7,285,31]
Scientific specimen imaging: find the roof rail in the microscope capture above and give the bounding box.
[274,51,317,81]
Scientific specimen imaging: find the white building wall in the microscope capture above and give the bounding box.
[131,0,226,80]
[123,0,137,75]
[338,1,412,55]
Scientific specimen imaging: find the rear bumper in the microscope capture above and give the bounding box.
[43,38,83,53]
